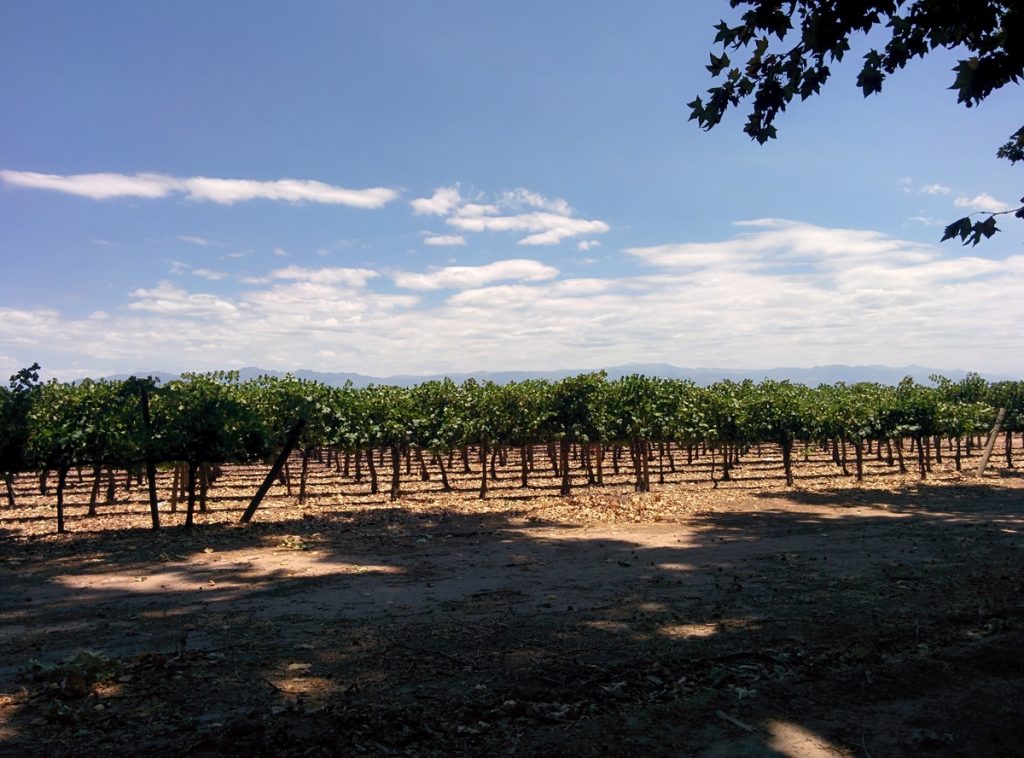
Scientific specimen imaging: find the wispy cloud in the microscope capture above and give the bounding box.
[409,185,610,245]
[626,219,934,270]
[577,240,601,251]
[180,235,213,246]
[3,171,179,200]
[954,193,1012,213]
[1,170,399,208]
[901,179,955,197]
[193,268,228,281]
[422,234,466,247]
[391,259,558,290]
[269,265,379,288]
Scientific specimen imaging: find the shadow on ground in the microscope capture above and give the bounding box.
[1,477,1022,756]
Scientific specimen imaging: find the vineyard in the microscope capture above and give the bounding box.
[2,366,1023,756]
[2,365,1022,532]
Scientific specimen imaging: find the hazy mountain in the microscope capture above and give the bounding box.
[102,364,1013,387]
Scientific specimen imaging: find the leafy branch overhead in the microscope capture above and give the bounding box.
[689,1,1024,243]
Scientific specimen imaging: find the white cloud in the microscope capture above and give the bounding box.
[908,215,944,227]
[456,202,500,217]
[269,265,379,288]
[626,219,933,270]
[5,220,1024,378]
[449,211,609,245]
[180,177,397,207]
[731,217,795,229]
[577,240,601,251]
[272,247,290,257]
[898,180,954,197]
[954,193,1012,213]
[392,259,558,290]
[1,170,398,208]
[1,171,180,199]
[411,186,462,215]
[180,235,212,246]
[499,188,573,215]
[127,281,239,318]
[193,268,228,281]
[423,234,466,247]
[411,184,609,245]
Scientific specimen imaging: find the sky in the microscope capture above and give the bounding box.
[1,1,1022,380]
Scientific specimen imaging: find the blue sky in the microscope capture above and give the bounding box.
[1,1,1022,379]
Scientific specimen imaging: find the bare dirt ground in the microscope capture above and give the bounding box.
[1,444,1022,756]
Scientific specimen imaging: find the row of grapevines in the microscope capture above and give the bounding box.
[1,365,1020,530]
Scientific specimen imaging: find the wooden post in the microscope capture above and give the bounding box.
[240,419,306,523]
[975,408,1007,478]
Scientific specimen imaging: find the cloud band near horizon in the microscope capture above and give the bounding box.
[2,219,1022,379]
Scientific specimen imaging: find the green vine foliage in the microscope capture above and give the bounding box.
[0,363,42,475]
[6,365,1023,509]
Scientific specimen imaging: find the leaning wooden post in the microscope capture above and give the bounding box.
[240,419,306,523]
[975,408,1006,478]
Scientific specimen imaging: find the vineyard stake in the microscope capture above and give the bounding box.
[240,419,306,523]
[975,408,1006,478]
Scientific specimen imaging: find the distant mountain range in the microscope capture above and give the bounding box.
[103,363,1016,387]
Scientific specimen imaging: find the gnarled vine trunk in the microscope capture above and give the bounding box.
[184,460,198,529]
[781,438,794,487]
[390,444,402,501]
[560,439,572,495]
[479,444,489,499]
[56,467,68,534]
